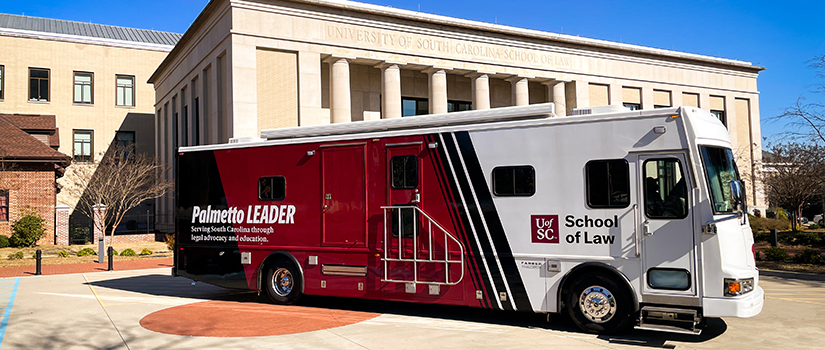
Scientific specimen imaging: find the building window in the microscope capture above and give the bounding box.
[402,97,429,117]
[391,155,418,189]
[0,190,8,222]
[623,103,641,111]
[0,65,4,100]
[29,68,50,102]
[711,110,727,127]
[492,166,535,196]
[448,100,472,112]
[73,130,93,162]
[115,131,135,158]
[116,75,135,106]
[586,159,630,208]
[74,72,94,104]
[258,176,286,201]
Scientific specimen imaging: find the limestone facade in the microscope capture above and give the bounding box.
[150,0,765,231]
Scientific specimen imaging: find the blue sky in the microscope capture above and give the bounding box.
[3,0,823,141]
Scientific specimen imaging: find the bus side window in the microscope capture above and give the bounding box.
[643,159,687,219]
[259,176,286,201]
[585,159,630,208]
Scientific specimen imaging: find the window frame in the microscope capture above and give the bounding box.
[72,129,94,163]
[492,165,536,197]
[0,189,8,222]
[401,97,429,117]
[390,155,418,189]
[710,110,727,127]
[73,71,94,104]
[29,68,50,102]
[585,159,631,209]
[258,176,286,201]
[0,65,5,100]
[115,75,135,107]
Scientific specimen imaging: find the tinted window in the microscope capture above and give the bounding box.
[391,155,418,189]
[586,160,630,208]
[493,166,535,196]
[643,158,687,219]
[258,176,286,201]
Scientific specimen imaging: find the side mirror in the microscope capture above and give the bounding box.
[728,180,747,215]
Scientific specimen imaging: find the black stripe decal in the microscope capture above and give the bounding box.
[441,132,512,311]
[426,134,492,309]
[453,131,533,312]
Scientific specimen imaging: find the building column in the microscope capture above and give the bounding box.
[609,84,623,106]
[468,73,490,110]
[545,80,567,116]
[509,77,530,106]
[427,68,448,114]
[379,63,402,119]
[55,205,70,245]
[329,57,352,123]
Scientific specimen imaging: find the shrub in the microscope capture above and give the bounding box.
[165,234,175,251]
[794,231,821,246]
[793,249,824,264]
[749,216,789,232]
[110,249,118,256]
[754,250,762,261]
[10,209,46,247]
[763,247,790,262]
[0,235,9,248]
[140,248,153,256]
[120,248,137,257]
[32,252,37,259]
[809,223,821,230]
[58,251,69,258]
[7,251,24,260]
[753,231,769,243]
[77,248,96,257]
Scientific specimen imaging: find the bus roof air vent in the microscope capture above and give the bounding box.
[571,105,632,116]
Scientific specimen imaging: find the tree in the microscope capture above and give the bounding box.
[775,55,825,144]
[61,145,172,247]
[762,143,825,231]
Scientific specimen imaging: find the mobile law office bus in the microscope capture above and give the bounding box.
[174,103,763,334]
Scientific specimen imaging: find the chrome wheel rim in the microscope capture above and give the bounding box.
[578,285,616,323]
[271,268,293,296]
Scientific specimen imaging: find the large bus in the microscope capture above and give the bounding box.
[174,103,763,334]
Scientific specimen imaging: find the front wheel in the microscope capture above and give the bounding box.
[264,258,302,304]
[566,273,634,334]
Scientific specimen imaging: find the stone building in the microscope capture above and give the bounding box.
[149,0,765,231]
[0,14,181,243]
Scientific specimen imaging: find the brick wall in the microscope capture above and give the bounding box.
[55,205,70,245]
[0,163,57,244]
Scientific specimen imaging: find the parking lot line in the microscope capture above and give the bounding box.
[0,278,20,349]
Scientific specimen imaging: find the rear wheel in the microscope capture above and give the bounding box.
[264,258,302,304]
[566,273,634,334]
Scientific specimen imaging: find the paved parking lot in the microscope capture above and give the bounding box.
[0,268,822,349]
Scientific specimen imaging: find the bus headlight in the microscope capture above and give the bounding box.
[724,278,754,296]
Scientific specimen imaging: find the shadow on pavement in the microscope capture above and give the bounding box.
[90,273,727,346]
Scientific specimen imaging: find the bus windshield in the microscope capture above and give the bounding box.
[701,146,740,214]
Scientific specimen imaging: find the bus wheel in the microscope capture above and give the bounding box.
[566,273,633,334]
[264,259,302,304]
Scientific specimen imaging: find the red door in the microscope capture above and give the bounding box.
[321,144,367,247]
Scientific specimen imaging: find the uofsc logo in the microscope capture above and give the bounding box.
[531,215,559,244]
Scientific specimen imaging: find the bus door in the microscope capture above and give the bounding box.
[383,143,425,286]
[321,143,367,247]
[637,154,697,298]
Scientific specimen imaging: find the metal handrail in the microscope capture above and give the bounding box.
[380,205,464,286]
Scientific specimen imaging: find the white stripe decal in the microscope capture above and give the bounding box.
[439,133,503,310]
[450,133,518,311]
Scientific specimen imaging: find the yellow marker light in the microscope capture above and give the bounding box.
[724,278,754,296]
[728,281,741,295]
[669,114,679,119]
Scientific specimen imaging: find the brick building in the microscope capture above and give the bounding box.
[0,113,70,244]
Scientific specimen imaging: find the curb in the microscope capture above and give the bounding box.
[759,269,825,281]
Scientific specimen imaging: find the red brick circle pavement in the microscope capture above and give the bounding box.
[140,300,380,337]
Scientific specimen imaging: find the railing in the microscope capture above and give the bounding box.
[380,205,464,286]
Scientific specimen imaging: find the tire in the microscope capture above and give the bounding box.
[264,258,302,304]
[566,273,634,334]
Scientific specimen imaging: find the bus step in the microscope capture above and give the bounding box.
[636,306,702,335]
